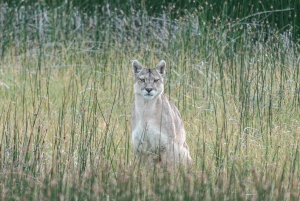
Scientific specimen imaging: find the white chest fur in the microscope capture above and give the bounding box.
[132,96,169,155]
[132,120,168,154]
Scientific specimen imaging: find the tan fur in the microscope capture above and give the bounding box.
[131,60,192,167]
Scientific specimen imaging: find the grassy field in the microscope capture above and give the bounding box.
[0,1,299,200]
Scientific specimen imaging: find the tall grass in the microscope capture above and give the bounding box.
[0,1,299,200]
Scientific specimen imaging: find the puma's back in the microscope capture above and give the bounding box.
[131,60,192,167]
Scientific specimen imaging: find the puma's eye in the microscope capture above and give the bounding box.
[139,78,145,82]
[154,79,159,82]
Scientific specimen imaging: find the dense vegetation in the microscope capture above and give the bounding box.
[3,0,300,40]
[0,0,299,200]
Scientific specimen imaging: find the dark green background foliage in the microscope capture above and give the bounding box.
[3,0,300,41]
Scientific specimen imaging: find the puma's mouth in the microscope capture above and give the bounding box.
[143,93,154,99]
[144,91,154,96]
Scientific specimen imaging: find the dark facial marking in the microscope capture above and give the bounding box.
[149,69,152,81]
[142,68,157,83]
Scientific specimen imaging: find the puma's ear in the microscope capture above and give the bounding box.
[132,60,143,75]
[155,60,166,76]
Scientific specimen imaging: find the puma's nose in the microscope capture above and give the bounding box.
[145,88,153,93]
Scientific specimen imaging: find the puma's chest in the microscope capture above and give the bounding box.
[132,120,168,153]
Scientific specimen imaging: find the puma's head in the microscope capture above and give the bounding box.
[132,60,166,100]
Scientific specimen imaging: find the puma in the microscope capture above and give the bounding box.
[131,60,192,167]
